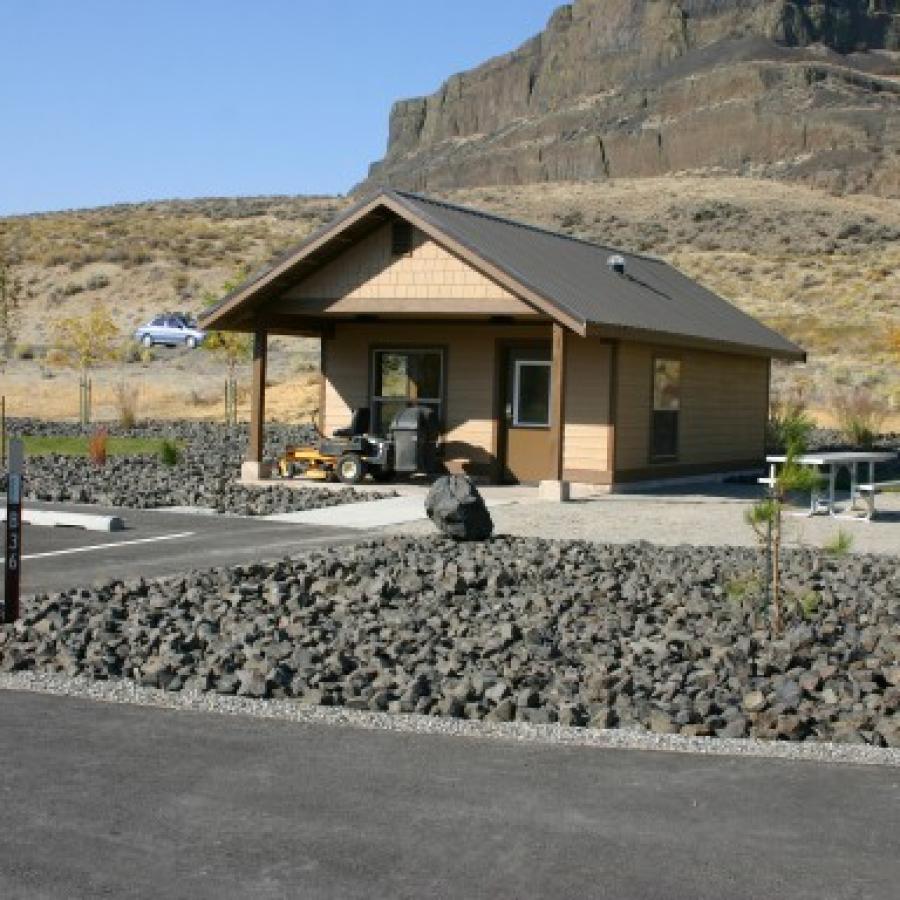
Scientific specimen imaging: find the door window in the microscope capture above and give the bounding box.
[650,358,681,460]
[512,360,551,427]
[371,349,443,435]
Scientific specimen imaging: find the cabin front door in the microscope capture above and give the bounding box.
[500,344,555,483]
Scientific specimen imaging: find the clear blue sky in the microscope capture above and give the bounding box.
[1,0,563,216]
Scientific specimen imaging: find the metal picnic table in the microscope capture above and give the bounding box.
[763,451,898,519]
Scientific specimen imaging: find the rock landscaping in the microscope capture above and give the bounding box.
[2,536,896,747]
[425,475,493,541]
[1,419,395,514]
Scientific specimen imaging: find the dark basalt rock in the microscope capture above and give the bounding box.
[360,0,900,198]
[425,475,494,541]
[0,418,395,515]
[2,535,897,746]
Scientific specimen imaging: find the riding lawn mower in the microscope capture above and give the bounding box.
[278,405,439,484]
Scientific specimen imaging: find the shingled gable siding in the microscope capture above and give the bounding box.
[285,222,534,309]
[323,323,613,482]
[614,342,768,478]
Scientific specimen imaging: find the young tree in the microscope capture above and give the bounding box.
[747,436,821,634]
[202,267,252,424]
[52,304,120,424]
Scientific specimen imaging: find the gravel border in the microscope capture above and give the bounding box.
[2,672,897,769]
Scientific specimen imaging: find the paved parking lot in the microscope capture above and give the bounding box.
[1,502,367,596]
[0,690,897,900]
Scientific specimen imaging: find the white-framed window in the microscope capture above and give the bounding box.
[371,348,444,435]
[512,359,552,427]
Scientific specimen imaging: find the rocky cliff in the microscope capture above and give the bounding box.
[361,0,900,196]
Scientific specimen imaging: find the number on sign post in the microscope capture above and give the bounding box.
[4,438,23,624]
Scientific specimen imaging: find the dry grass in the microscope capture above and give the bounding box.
[0,365,321,424]
[2,176,898,421]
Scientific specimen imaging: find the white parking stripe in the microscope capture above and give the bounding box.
[0,531,195,563]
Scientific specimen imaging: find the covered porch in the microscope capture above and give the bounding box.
[241,316,586,490]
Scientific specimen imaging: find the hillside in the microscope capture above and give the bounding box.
[1,178,897,424]
[361,0,900,197]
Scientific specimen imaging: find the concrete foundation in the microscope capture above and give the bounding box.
[241,460,272,482]
[538,480,570,502]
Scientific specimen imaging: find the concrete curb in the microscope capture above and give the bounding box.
[0,508,125,532]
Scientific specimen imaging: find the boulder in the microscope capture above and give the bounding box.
[425,475,493,541]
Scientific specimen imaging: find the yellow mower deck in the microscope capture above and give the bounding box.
[278,445,338,481]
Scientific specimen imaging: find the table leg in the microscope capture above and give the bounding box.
[828,465,836,516]
[868,461,876,519]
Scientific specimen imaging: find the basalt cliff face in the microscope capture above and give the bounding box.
[361,0,900,196]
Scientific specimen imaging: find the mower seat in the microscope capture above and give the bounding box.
[333,406,370,439]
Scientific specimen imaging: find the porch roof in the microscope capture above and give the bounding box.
[200,190,805,362]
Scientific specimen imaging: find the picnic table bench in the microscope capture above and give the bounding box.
[763,451,898,520]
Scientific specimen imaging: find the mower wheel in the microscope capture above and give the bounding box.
[337,452,365,485]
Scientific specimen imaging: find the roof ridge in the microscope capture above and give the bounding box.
[389,188,666,264]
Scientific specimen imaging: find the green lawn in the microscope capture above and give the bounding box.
[6,435,177,457]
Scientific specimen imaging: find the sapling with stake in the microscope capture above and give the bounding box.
[746,437,821,634]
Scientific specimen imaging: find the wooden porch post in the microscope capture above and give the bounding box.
[549,322,567,483]
[245,328,268,475]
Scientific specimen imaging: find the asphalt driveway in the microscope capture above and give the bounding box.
[1,502,367,596]
[0,691,897,900]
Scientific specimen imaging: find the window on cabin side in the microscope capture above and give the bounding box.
[650,358,681,461]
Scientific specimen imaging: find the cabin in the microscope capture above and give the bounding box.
[200,190,804,489]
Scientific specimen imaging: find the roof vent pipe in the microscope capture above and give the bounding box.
[607,254,625,275]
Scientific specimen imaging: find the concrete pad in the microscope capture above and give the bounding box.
[262,495,516,529]
[0,507,125,532]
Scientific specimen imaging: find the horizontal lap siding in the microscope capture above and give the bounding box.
[615,343,653,471]
[563,337,611,474]
[325,323,551,474]
[615,341,768,473]
[680,353,768,463]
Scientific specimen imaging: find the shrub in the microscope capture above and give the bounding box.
[831,386,888,448]
[88,427,108,466]
[823,529,853,557]
[86,273,110,291]
[794,590,820,620]
[15,344,34,360]
[767,392,815,452]
[120,342,142,364]
[62,282,84,296]
[159,439,179,466]
[114,381,139,428]
[44,348,68,366]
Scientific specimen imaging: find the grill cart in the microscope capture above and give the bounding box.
[278,406,438,484]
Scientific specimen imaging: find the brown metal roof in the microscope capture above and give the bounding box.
[200,189,805,361]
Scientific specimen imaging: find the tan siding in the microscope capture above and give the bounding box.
[680,352,768,464]
[325,323,548,476]
[563,337,611,473]
[614,341,768,473]
[287,223,533,312]
[326,325,613,480]
[614,343,653,471]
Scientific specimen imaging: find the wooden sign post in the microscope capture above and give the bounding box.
[4,438,23,624]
